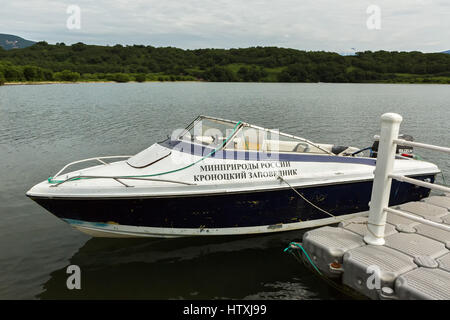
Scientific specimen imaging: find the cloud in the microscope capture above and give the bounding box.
[0,0,448,52]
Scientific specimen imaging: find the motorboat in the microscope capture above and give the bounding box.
[26,115,439,238]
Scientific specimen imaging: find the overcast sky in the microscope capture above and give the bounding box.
[1,0,449,53]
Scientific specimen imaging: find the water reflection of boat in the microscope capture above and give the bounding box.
[27,116,439,238]
[37,231,346,299]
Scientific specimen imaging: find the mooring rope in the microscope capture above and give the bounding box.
[284,242,322,275]
[277,175,384,239]
[277,175,340,220]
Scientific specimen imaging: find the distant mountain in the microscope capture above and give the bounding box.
[442,50,450,54]
[0,34,36,50]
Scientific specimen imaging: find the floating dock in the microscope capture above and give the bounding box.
[293,194,450,300]
[286,113,450,300]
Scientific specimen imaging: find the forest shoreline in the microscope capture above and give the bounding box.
[2,44,450,85]
[3,80,449,86]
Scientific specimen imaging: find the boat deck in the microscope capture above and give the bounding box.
[291,193,450,299]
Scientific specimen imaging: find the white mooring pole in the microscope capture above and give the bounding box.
[364,113,403,246]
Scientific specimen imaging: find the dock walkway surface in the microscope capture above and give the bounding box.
[295,193,450,300]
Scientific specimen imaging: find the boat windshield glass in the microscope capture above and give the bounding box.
[225,125,329,154]
[178,117,239,148]
[178,116,330,154]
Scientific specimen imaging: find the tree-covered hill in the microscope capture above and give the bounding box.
[1,41,450,84]
[0,34,36,50]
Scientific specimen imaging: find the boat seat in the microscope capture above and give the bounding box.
[263,140,309,153]
[331,145,349,155]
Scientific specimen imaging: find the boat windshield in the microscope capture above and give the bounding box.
[224,125,330,154]
[178,116,240,148]
[177,116,331,155]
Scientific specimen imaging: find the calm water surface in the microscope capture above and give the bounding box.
[0,82,449,299]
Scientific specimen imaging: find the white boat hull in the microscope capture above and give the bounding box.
[65,211,369,238]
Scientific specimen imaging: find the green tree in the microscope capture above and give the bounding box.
[71,42,87,52]
[4,66,23,81]
[204,66,235,82]
[54,70,80,81]
[23,66,38,81]
[135,74,146,82]
[112,73,130,82]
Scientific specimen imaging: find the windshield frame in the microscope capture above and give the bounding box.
[176,115,333,155]
[238,122,333,155]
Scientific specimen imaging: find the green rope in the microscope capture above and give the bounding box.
[284,242,368,299]
[284,242,322,275]
[48,121,242,184]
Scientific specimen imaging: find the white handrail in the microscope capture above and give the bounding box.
[364,113,449,246]
[52,155,132,179]
[393,139,450,154]
[374,135,450,153]
[389,174,450,194]
[384,207,450,232]
[50,175,196,187]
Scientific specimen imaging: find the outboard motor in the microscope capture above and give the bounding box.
[370,134,414,158]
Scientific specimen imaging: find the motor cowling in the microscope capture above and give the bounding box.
[370,134,414,158]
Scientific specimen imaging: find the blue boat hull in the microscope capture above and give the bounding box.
[29,174,434,230]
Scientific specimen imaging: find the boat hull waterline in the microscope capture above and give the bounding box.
[28,174,435,238]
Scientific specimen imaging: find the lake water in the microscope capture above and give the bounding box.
[0,82,449,299]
